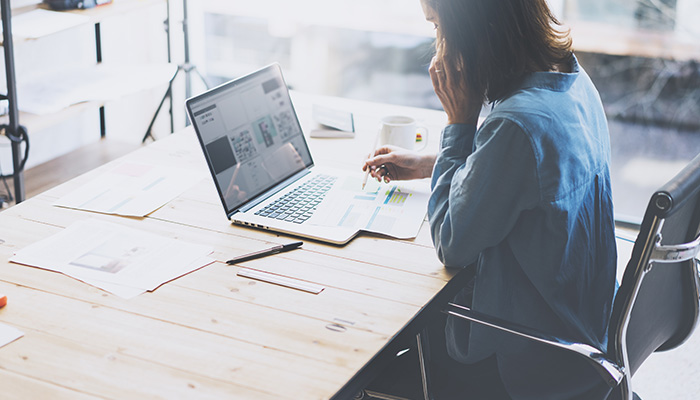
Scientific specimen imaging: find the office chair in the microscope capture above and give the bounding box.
[361,152,700,400]
[442,152,700,400]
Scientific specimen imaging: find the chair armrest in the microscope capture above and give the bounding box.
[650,232,700,264]
[444,302,625,387]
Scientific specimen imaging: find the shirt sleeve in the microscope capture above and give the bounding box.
[428,117,540,268]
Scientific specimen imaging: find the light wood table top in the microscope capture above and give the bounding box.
[0,93,461,399]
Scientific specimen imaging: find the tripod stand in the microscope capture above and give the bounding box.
[142,0,208,143]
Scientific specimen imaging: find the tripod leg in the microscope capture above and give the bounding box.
[193,66,210,90]
[142,68,180,143]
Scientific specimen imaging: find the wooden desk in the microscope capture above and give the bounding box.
[0,93,458,399]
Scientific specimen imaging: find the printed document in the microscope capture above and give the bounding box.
[10,219,215,299]
[53,161,204,217]
[310,177,430,239]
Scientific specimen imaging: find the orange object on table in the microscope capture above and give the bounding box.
[0,294,7,308]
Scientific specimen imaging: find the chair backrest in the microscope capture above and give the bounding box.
[608,153,700,388]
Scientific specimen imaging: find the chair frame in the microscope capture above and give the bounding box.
[439,230,699,400]
[607,213,700,398]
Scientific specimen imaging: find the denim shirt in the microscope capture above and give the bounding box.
[429,56,617,398]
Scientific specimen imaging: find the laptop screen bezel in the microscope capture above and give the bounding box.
[185,63,315,217]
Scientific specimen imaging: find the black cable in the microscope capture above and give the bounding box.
[0,147,13,204]
[0,172,12,203]
[0,123,29,204]
[0,123,29,180]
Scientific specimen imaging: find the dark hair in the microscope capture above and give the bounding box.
[428,0,572,103]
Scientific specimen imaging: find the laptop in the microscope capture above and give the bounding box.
[185,63,367,244]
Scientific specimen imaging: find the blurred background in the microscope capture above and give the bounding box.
[2,0,699,222]
[184,0,700,223]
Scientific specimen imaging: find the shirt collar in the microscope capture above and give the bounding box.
[516,54,580,93]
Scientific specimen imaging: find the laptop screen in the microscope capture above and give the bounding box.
[186,64,314,215]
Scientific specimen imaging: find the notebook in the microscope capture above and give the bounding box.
[186,63,430,245]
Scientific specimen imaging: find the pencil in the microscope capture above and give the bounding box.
[362,131,381,190]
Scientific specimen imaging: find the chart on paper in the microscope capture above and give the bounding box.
[384,186,409,205]
[310,176,430,239]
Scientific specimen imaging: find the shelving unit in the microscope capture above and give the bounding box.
[0,0,167,204]
[1,0,25,203]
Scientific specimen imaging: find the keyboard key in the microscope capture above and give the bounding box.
[257,174,337,224]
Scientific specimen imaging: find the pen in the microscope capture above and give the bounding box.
[361,167,371,190]
[362,132,381,190]
[226,241,303,264]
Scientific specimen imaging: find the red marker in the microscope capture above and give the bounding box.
[0,294,6,308]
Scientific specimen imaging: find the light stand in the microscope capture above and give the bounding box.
[142,0,208,143]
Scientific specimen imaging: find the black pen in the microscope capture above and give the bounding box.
[226,241,303,265]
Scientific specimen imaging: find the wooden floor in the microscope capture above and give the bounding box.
[1,139,141,207]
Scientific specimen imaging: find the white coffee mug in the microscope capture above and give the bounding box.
[378,115,429,151]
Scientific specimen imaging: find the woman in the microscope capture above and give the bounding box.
[364,0,617,398]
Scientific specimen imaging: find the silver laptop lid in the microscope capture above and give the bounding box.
[186,63,314,217]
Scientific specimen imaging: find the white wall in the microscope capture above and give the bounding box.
[99,2,173,144]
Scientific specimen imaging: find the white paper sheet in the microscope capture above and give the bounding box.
[53,161,204,217]
[0,323,23,349]
[10,219,215,299]
[76,256,215,299]
[1,9,89,40]
[16,63,177,115]
[309,176,430,239]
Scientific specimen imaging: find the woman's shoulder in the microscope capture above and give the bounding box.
[481,96,556,142]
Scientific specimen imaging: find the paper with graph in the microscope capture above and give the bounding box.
[309,176,430,239]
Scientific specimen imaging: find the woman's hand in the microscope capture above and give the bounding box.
[429,56,482,126]
[362,145,436,183]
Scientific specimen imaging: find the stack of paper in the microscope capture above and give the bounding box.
[10,220,215,299]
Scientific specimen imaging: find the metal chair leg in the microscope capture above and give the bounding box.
[416,330,434,400]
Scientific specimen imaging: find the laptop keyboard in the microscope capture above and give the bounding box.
[254,174,337,224]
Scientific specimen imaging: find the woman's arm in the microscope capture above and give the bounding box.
[429,119,540,268]
[362,145,436,183]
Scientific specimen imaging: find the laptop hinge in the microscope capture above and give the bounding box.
[233,168,312,215]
